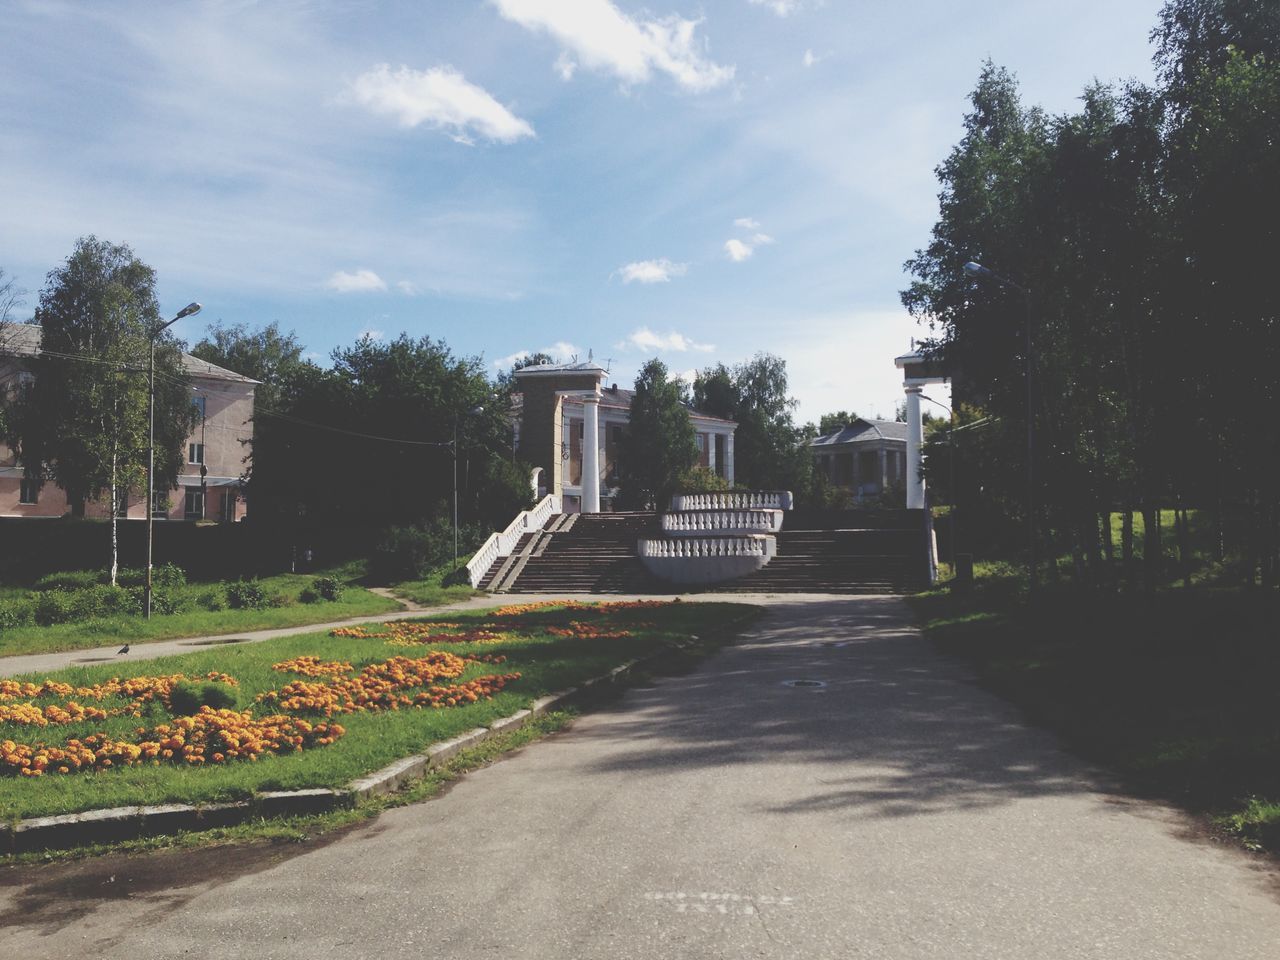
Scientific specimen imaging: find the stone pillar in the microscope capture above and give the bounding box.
[708,432,717,475]
[725,433,735,486]
[905,385,925,509]
[582,392,600,513]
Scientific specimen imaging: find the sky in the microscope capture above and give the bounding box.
[1,0,1163,424]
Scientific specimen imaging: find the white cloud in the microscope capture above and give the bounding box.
[617,258,688,284]
[492,340,583,369]
[357,326,387,341]
[802,48,820,68]
[725,220,776,262]
[492,0,734,93]
[618,327,714,352]
[748,0,806,16]
[395,280,420,295]
[326,268,387,293]
[346,64,535,144]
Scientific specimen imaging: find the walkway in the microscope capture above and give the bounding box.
[2,595,1276,958]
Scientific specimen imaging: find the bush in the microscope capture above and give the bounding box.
[675,466,732,495]
[118,563,187,591]
[299,587,321,604]
[196,586,227,611]
[370,522,453,582]
[267,591,294,608]
[226,579,267,610]
[311,576,344,602]
[32,569,103,592]
[33,590,77,626]
[0,598,35,629]
[168,680,238,715]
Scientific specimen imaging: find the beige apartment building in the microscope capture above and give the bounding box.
[0,324,255,521]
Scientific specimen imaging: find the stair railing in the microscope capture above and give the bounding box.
[465,493,561,587]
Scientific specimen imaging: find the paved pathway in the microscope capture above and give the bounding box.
[2,595,1276,959]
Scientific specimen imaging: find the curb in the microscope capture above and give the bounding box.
[1,610,758,854]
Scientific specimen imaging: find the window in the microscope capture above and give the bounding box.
[19,478,39,504]
[152,491,168,519]
[113,490,128,518]
[188,443,204,465]
[193,395,206,418]
[184,489,204,520]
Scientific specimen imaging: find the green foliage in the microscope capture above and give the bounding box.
[195,586,227,611]
[189,320,311,415]
[32,569,101,592]
[0,597,35,629]
[816,411,857,436]
[369,519,467,582]
[617,359,698,509]
[168,680,239,715]
[311,576,344,602]
[31,562,188,593]
[675,465,731,494]
[226,579,268,610]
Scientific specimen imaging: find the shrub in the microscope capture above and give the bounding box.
[311,576,344,602]
[299,587,321,604]
[118,563,187,591]
[168,680,238,715]
[675,466,732,495]
[370,522,453,582]
[226,579,268,610]
[0,598,35,630]
[33,569,103,592]
[267,592,294,608]
[196,586,227,611]
[33,590,76,626]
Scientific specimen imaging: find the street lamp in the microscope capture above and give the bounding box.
[920,394,957,566]
[963,260,1036,595]
[145,301,201,619]
[453,404,485,569]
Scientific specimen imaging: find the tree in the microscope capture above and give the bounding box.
[816,411,858,436]
[4,238,194,581]
[618,359,697,509]
[0,268,26,440]
[190,321,311,414]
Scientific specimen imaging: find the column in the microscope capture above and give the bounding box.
[725,433,735,486]
[582,392,600,513]
[905,385,925,509]
[708,431,717,475]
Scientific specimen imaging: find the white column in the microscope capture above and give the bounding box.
[905,385,925,509]
[725,433,735,486]
[707,431,717,475]
[582,392,600,513]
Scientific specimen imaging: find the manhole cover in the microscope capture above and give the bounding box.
[783,679,827,688]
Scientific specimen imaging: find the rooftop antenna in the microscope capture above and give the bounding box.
[599,357,614,373]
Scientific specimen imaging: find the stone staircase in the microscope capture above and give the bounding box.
[475,507,930,595]
[478,512,663,593]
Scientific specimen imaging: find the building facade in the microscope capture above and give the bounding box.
[0,324,256,521]
[512,360,736,512]
[809,418,908,502]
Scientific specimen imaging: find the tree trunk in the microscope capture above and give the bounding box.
[1175,500,1191,590]
[1142,503,1161,594]
[109,446,119,587]
[1122,507,1135,591]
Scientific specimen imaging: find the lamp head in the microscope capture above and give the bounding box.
[176,302,202,320]
[963,261,992,279]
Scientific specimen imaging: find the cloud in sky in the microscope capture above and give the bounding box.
[395,280,420,295]
[618,258,688,284]
[347,64,535,144]
[724,220,775,262]
[492,0,734,93]
[492,340,583,369]
[748,0,806,16]
[802,49,821,68]
[618,327,714,352]
[326,268,387,293]
[357,326,387,341]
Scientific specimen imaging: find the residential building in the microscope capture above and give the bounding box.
[809,418,908,502]
[0,323,255,520]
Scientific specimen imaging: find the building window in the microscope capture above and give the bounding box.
[188,443,204,465]
[152,491,168,519]
[113,490,129,517]
[193,395,206,418]
[184,489,204,520]
[19,478,39,504]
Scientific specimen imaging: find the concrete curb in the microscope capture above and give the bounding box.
[0,610,758,855]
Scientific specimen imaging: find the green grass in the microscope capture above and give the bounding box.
[389,566,480,607]
[0,571,402,658]
[910,577,1280,853]
[0,601,758,820]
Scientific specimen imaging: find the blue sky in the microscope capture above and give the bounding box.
[2,0,1162,423]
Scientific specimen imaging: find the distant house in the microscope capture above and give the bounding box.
[0,323,256,521]
[511,360,736,512]
[809,418,908,501]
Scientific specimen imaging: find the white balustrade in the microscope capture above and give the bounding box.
[465,494,561,586]
[637,534,777,585]
[660,509,783,535]
[669,490,794,512]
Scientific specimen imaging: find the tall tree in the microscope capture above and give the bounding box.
[190,320,311,413]
[5,237,193,581]
[619,358,697,509]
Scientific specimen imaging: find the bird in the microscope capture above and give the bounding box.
[117,644,130,655]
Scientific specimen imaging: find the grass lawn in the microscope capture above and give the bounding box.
[0,572,403,659]
[0,600,757,820]
[389,567,480,607]
[910,575,1280,853]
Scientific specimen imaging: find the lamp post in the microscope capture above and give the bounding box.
[920,394,957,566]
[453,404,485,569]
[964,260,1036,595]
[145,301,201,619]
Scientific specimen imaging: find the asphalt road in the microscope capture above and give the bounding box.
[3,595,1277,959]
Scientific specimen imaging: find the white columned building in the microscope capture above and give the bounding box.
[894,350,949,511]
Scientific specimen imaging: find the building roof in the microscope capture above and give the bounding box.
[512,359,609,379]
[565,383,737,427]
[809,417,907,447]
[1,323,258,384]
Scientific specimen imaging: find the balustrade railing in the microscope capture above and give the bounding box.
[669,490,794,512]
[465,494,560,587]
[638,534,776,559]
[661,509,783,534]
